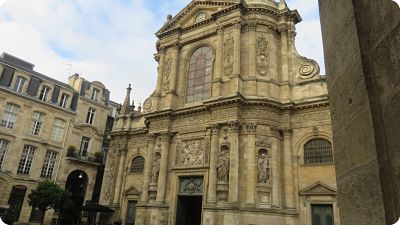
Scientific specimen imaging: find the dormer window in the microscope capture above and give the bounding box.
[39,86,50,101]
[195,12,206,23]
[91,88,100,101]
[60,93,69,108]
[14,76,26,93]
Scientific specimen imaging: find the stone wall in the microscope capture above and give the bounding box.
[318,0,400,224]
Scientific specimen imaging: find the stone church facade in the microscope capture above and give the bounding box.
[100,1,339,225]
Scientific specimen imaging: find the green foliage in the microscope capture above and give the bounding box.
[28,180,74,220]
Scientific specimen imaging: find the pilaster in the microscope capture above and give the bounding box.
[140,134,157,203]
[169,42,181,93]
[213,26,224,97]
[282,127,295,209]
[228,121,240,205]
[231,21,242,94]
[208,124,220,205]
[155,47,166,96]
[245,122,257,206]
[156,132,172,203]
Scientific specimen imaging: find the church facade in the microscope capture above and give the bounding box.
[100,1,338,225]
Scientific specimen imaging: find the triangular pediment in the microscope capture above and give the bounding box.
[156,1,239,36]
[123,185,141,195]
[299,181,337,196]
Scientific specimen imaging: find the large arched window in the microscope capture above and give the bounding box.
[186,46,213,103]
[304,138,333,165]
[131,156,145,173]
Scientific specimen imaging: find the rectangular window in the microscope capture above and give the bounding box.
[0,103,20,129]
[79,136,91,158]
[312,204,334,225]
[13,76,26,93]
[31,112,45,136]
[51,118,66,142]
[91,89,100,101]
[86,107,96,124]
[59,93,69,108]
[39,86,50,101]
[29,206,43,223]
[40,150,57,179]
[125,201,137,225]
[17,145,36,175]
[0,139,10,169]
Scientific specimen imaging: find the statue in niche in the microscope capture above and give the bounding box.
[151,153,161,183]
[217,146,230,183]
[257,149,270,184]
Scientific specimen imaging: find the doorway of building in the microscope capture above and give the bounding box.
[176,195,202,225]
[4,185,27,224]
[60,170,88,225]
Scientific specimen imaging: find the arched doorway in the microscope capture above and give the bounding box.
[60,170,88,225]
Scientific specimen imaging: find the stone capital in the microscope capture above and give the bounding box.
[154,53,160,62]
[160,132,173,141]
[147,134,157,143]
[217,25,224,35]
[281,128,293,138]
[228,121,241,133]
[172,41,181,50]
[158,47,167,54]
[247,22,256,31]
[211,124,221,135]
[269,126,281,138]
[233,20,242,30]
[244,122,257,134]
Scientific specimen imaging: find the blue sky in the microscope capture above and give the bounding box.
[0,0,324,103]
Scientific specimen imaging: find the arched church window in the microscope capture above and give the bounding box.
[304,138,333,165]
[186,46,213,103]
[131,156,145,173]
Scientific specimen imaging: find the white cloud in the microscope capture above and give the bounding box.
[0,0,325,103]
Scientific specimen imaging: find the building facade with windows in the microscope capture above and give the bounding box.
[0,52,111,225]
[100,1,338,225]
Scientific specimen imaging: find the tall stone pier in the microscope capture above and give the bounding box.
[318,0,400,224]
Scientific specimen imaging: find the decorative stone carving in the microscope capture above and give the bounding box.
[163,57,172,91]
[151,154,160,184]
[175,139,208,167]
[245,122,257,134]
[256,137,271,148]
[228,120,240,133]
[281,128,293,138]
[256,35,269,76]
[298,60,319,79]
[179,177,203,195]
[211,124,220,135]
[223,37,234,76]
[257,149,271,184]
[269,127,280,138]
[143,98,153,110]
[105,157,116,201]
[217,149,230,183]
[291,111,330,123]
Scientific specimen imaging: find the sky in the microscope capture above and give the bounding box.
[0,0,324,104]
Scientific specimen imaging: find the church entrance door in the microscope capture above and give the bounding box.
[176,195,202,225]
[176,176,204,225]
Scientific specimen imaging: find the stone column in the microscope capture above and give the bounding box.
[228,121,240,205]
[245,122,257,206]
[248,22,257,77]
[113,146,127,204]
[207,124,220,205]
[213,26,224,97]
[169,42,180,93]
[156,132,171,203]
[140,134,156,202]
[270,127,281,208]
[282,128,294,209]
[155,48,166,96]
[280,29,289,82]
[231,21,242,93]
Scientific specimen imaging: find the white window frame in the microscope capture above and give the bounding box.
[0,139,10,169]
[59,93,69,108]
[39,86,50,102]
[91,88,100,101]
[86,107,96,125]
[40,150,57,179]
[79,136,91,158]
[0,103,20,129]
[50,118,66,142]
[17,145,36,175]
[31,112,45,136]
[14,76,27,93]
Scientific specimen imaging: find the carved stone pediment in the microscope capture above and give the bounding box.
[124,185,142,195]
[156,1,236,36]
[299,181,337,196]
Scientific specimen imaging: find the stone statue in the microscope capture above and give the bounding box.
[151,156,160,183]
[217,149,230,183]
[258,153,270,184]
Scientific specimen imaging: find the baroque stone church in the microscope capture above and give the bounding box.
[99,0,339,225]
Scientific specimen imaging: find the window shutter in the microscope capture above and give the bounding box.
[0,66,15,87]
[27,77,41,96]
[70,93,79,111]
[80,80,91,96]
[104,89,110,106]
[51,86,60,104]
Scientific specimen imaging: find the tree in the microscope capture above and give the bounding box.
[28,180,74,225]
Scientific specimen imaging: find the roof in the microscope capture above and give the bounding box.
[0,53,75,91]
